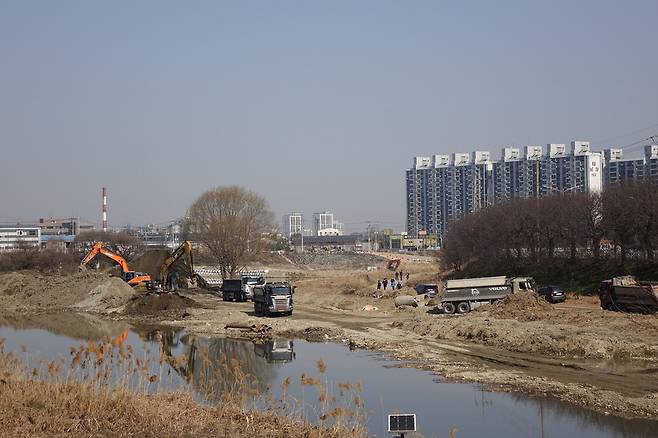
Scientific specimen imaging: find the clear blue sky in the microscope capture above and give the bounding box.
[1,1,657,232]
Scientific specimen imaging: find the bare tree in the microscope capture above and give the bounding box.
[74,230,144,261]
[185,186,275,279]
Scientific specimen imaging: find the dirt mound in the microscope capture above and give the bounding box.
[482,292,553,321]
[0,270,124,311]
[129,250,170,278]
[73,278,136,313]
[123,293,201,315]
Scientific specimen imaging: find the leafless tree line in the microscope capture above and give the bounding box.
[442,180,658,271]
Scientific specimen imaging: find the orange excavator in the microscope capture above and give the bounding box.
[387,257,402,271]
[80,242,152,288]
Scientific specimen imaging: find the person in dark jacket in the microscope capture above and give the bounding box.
[377,280,382,290]
[383,279,388,290]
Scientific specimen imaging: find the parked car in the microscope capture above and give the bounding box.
[537,285,566,303]
[415,284,438,299]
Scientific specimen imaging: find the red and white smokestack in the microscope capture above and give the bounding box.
[102,187,108,232]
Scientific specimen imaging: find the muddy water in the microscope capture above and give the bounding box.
[0,315,656,438]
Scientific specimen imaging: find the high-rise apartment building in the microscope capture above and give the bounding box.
[313,211,334,235]
[282,213,304,238]
[406,140,603,241]
[603,144,658,186]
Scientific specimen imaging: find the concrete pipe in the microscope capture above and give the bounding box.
[394,295,418,308]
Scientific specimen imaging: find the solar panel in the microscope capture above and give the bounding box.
[388,414,416,432]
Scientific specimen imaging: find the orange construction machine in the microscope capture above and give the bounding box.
[387,258,401,271]
[80,242,152,288]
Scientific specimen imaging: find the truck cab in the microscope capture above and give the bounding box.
[241,275,265,301]
[253,282,294,316]
[511,277,536,294]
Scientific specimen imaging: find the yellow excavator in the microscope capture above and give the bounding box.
[157,240,198,291]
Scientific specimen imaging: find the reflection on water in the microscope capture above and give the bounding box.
[1,315,657,438]
[254,339,296,363]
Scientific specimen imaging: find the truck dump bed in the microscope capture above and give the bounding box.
[600,276,658,312]
[445,276,508,289]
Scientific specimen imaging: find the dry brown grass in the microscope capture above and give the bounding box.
[0,337,368,438]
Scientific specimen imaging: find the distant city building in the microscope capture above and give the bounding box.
[313,211,344,236]
[38,217,94,236]
[407,140,603,241]
[282,213,304,238]
[126,221,182,249]
[0,225,41,251]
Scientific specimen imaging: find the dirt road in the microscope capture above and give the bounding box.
[1,257,657,421]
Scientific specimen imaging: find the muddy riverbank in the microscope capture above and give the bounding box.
[1,264,658,422]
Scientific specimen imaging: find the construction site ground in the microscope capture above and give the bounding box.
[1,251,658,422]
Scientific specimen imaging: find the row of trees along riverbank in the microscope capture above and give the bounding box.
[441,179,658,293]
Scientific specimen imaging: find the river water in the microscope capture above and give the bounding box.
[0,315,656,437]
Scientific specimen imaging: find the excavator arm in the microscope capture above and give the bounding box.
[160,241,195,289]
[80,241,150,287]
[81,242,131,272]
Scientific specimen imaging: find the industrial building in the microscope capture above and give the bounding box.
[0,225,41,251]
[406,141,604,241]
[39,217,95,237]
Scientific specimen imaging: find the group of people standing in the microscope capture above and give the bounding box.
[377,271,410,291]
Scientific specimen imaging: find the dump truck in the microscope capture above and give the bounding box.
[436,275,536,314]
[599,276,658,313]
[220,275,266,301]
[253,282,294,316]
[241,274,266,300]
[221,279,246,302]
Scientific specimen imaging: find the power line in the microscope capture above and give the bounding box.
[593,120,658,145]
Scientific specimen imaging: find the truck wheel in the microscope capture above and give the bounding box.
[443,302,456,315]
[457,302,470,314]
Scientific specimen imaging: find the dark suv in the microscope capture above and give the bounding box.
[537,285,566,303]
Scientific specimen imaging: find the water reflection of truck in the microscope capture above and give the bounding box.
[253,282,294,316]
[254,339,295,363]
[437,276,536,314]
[599,276,658,313]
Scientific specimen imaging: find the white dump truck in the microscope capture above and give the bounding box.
[437,276,536,314]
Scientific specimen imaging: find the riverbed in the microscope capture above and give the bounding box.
[1,315,656,437]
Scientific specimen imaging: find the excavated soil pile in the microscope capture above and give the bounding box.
[482,292,553,321]
[129,250,170,278]
[0,270,128,311]
[73,278,136,313]
[123,293,201,315]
